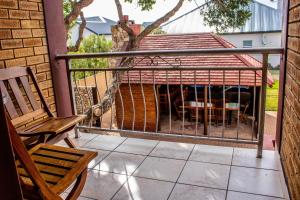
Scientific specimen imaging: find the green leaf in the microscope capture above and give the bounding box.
[69,35,112,79]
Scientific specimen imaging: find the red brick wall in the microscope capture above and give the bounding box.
[0,0,56,123]
[280,0,300,199]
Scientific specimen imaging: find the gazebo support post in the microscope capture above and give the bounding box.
[204,86,208,135]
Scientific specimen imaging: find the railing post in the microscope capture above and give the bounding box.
[257,53,268,158]
[65,59,80,138]
[92,87,101,127]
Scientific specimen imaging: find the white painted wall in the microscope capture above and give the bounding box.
[68,24,112,47]
[221,32,282,67]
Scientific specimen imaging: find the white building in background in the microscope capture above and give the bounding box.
[68,16,116,46]
[161,0,283,68]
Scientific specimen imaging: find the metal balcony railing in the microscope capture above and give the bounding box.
[56,47,283,157]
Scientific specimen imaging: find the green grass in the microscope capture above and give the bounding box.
[266,80,279,111]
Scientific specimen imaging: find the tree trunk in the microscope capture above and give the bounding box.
[65,0,94,49]
[64,0,94,31]
[68,12,86,52]
[83,0,186,126]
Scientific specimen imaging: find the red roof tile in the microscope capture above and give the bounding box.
[121,33,274,86]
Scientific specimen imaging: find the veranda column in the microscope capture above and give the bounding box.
[43,0,73,117]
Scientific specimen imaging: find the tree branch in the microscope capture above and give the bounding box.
[115,0,124,21]
[68,12,86,52]
[114,0,135,36]
[135,0,185,45]
[213,0,228,11]
[64,0,94,31]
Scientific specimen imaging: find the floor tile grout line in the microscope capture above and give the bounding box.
[131,174,228,191]
[229,164,279,171]
[89,138,157,172]
[87,151,111,170]
[87,169,228,192]
[84,146,279,172]
[109,149,279,171]
[109,140,161,200]
[225,148,235,200]
[74,132,99,147]
[80,135,279,170]
[227,189,286,199]
[82,135,127,150]
[68,133,112,170]
[92,137,129,169]
[78,194,98,200]
[166,143,196,200]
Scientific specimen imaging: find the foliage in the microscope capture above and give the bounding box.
[63,0,78,40]
[151,27,166,35]
[266,80,279,111]
[63,0,72,18]
[123,0,252,33]
[69,35,112,79]
[201,0,252,32]
[124,0,157,11]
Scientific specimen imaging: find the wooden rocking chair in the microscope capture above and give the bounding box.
[0,67,86,148]
[1,90,97,200]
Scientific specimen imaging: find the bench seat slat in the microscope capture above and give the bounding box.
[18,167,62,185]
[33,163,69,177]
[31,155,76,169]
[35,149,82,162]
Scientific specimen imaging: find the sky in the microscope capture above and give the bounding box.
[82,0,279,24]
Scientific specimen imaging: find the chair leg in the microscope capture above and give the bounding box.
[65,168,88,200]
[64,136,76,148]
[74,125,80,138]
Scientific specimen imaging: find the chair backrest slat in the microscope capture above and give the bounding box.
[8,79,30,115]
[0,80,19,118]
[0,67,27,80]
[19,76,39,111]
[0,67,51,126]
[27,68,53,117]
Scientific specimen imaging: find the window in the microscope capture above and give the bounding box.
[243,40,253,48]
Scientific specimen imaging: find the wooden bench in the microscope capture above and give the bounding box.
[1,88,97,200]
[0,67,85,147]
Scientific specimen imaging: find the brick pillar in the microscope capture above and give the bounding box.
[280,0,300,199]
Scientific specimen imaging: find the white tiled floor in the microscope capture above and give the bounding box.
[189,144,233,165]
[113,176,174,200]
[84,135,126,151]
[229,166,284,197]
[133,156,186,182]
[169,184,226,200]
[150,141,195,160]
[232,148,279,170]
[178,161,230,189]
[60,133,289,200]
[115,138,159,155]
[94,152,145,175]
